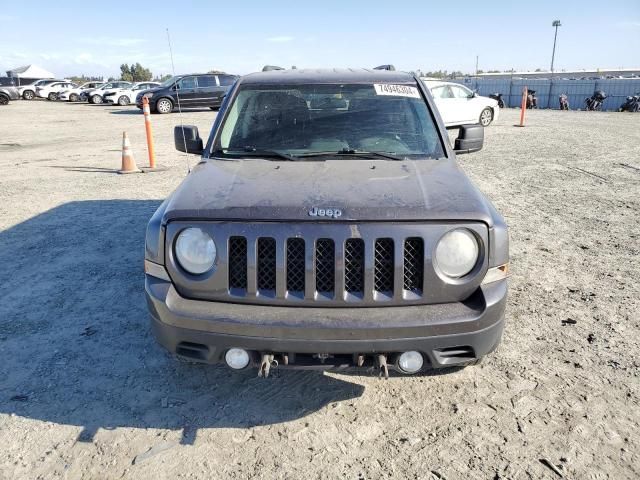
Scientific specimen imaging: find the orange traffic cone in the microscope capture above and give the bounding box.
[118,131,141,174]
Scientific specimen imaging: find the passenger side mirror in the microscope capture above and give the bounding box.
[174,125,203,154]
[453,124,484,154]
[468,92,478,98]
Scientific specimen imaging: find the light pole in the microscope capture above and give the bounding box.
[550,20,562,74]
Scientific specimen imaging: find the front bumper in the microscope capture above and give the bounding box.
[145,274,507,370]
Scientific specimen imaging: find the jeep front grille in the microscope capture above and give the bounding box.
[225,235,425,303]
[167,222,488,307]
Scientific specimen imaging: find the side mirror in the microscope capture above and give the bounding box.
[174,125,203,154]
[468,92,478,98]
[454,124,484,154]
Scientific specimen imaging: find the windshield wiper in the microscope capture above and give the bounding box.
[214,147,298,161]
[296,149,405,161]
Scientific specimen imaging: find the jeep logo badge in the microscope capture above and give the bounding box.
[308,206,342,219]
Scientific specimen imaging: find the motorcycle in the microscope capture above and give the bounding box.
[526,89,537,109]
[619,94,640,112]
[585,90,607,111]
[489,93,505,108]
[559,93,569,110]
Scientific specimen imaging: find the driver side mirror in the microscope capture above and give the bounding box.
[468,91,478,98]
[453,124,484,154]
[174,125,203,154]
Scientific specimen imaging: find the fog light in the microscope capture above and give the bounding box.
[225,348,250,370]
[397,351,424,374]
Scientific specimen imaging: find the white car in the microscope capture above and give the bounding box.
[86,81,133,104]
[36,81,79,101]
[422,79,499,127]
[18,79,63,100]
[58,82,105,102]
[103,82,160,106]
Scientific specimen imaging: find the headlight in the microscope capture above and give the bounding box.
[434,229,479,278]
[175,228,216,274]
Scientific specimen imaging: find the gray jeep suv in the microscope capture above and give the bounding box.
[0,85,20,105]
[144,69,509,376]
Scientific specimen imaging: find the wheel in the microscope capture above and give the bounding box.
[48,92,58,101]
[91,94,102,104]
[479,107,493,126]
[117,95,129,106]
[0,94,9,105]
[22,90,35,100]
[69,93,79,102]
[156,97,173,114]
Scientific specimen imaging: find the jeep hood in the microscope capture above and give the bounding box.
[162,158,496,225]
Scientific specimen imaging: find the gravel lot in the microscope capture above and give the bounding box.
[0,100,638,480]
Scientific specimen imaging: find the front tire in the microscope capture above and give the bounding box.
[0,94,9,105]
[22,90,35,100]
[479,107,493,126]
[91,94,102,104]
[48,92,58,101]
[156,97,173,114]
[117,95,129,106]
[69,93,79,102]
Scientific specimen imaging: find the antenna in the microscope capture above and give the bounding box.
[166,28,190,174]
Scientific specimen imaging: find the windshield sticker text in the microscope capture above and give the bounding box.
[373,84,421,98]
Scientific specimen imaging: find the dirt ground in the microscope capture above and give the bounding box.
[0,100,638,480]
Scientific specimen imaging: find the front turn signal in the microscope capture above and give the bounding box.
[481,263,509,285]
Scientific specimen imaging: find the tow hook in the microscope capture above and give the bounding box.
[376,354,389,379]
[258,353,277,378]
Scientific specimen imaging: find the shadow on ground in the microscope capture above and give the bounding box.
[0,201,364,445]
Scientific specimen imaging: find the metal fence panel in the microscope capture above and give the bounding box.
[451,78,640,111]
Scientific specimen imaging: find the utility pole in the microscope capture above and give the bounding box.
[550,20,562,74]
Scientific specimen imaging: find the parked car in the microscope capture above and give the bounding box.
[422,79,500,127]
[103,81,160,106]
[18,79,63,100]
[0,85,20,105]
[135,73,238,113]
[58,82,105,102]
[144,68,509,376]
[36,81,78,100]
[86,81,133,104]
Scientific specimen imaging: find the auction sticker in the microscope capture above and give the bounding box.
[373,84,421,98]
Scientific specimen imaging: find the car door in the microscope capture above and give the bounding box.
[430,85,457,126]
[449,85,477,123]
[173,76,198,107]
[193,75,219,107]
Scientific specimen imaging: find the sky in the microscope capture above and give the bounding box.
[1,0,639,78]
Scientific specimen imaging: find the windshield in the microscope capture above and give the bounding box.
[160,76,178,87]
[214,83,445,160]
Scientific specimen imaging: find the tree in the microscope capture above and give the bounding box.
[207,69,226,74]
[120,63,153,82]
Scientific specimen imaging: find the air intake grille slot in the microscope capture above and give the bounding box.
[286,238,305,292]
[344,239,365,294]
[228,237,247,290]
[374,238,394,293]
[403,237,424,293]
[257,238,276,291]
[315,239,335,293]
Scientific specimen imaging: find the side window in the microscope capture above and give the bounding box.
[218,75,236,86]
[177,77,196,90]
[450,85,471,98]
[431,86,453,99]
[197,75,217,88]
